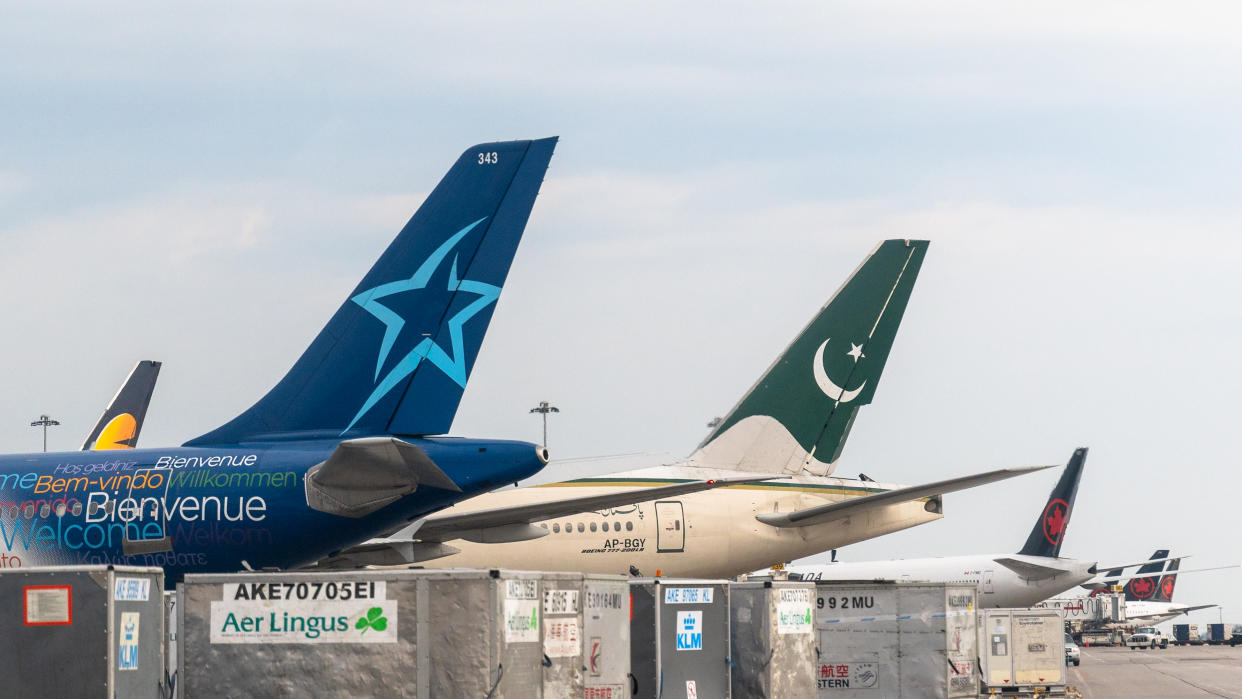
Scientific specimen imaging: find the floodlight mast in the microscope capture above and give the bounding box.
[529,400,559,447]
[30,414,60,453]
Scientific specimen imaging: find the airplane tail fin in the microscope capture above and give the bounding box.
[1124,550,1171,601]
[690,240,928,475]
[186,138,558,446]
[82,360,162,450]
[1016,448,1086,558]
[1155,558,1179,602]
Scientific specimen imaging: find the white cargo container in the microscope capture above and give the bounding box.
[978,608,1066,693]
[813,582,978,698]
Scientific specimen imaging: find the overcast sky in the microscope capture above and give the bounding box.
[2,2,1239,625]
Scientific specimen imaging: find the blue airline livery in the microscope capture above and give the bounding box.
[0,138,558,584]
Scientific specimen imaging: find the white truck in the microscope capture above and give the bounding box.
[1126,626,1169,650]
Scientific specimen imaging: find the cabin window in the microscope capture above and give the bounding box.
[71,502,83,517]
[54,503,66,517]
[23,503,34,519]
[577,523,585,533]
[6,505,16,518]
[552,523,560,533]
[589,522,597,532]
[38,504,49,518]
[626,521,634,531]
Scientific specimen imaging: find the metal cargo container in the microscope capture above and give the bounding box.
[581,575,632,699]
[730,580,816,699]
[1202,623,1237,644]
[813,582,978,698]
[0,565,165,698]
[178,568,547,698]
[415,569,545,698]
[1172,623,1199,644]
[978,608,1065,693]
[538,572,630,699]
[630,579,731,699]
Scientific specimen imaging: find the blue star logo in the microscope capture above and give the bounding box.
[343,217,498,433]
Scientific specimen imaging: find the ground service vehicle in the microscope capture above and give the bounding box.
[1126,626,1169,650]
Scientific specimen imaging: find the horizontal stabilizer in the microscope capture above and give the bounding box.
[993,557,1073,581]
[412,474,775,542]
[1089,563,1240,583]
[304,437,460,518]
[1126,604,1217,622]
[1094,555,1188,572]
[755,464,1054,528]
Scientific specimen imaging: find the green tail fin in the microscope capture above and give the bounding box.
[692,239,928,475]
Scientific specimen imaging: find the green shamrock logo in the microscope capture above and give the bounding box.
[356,607,388,635]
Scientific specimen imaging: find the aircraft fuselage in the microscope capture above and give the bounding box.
[0,438,543,584]
[787,554,1097,608]
[415,466,942,578]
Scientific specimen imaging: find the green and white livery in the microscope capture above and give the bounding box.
[692,240,927,475]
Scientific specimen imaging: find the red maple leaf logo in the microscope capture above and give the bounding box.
[1161,577,1176,600]
[1130,577,1155,599]
[1042,499,1069,545]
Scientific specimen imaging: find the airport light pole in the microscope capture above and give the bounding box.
[529,400,559,447]
[30,414,60,453]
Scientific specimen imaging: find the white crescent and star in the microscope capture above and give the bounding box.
[813,338,866,404]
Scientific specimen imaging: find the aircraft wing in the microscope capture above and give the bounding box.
[755,464,1055,529]
[993,557,1073,581]
[413,475,774,542]
[317,475,773,567]
[1126,604,1218,621]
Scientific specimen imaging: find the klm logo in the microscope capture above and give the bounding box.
[676,611,703,651]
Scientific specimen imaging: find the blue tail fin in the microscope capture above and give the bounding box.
[1016,447,1086,558]
[1124,550,1170,601]
[187,138,557,445]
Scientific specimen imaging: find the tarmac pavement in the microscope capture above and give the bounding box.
[1069,644,1242,698]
